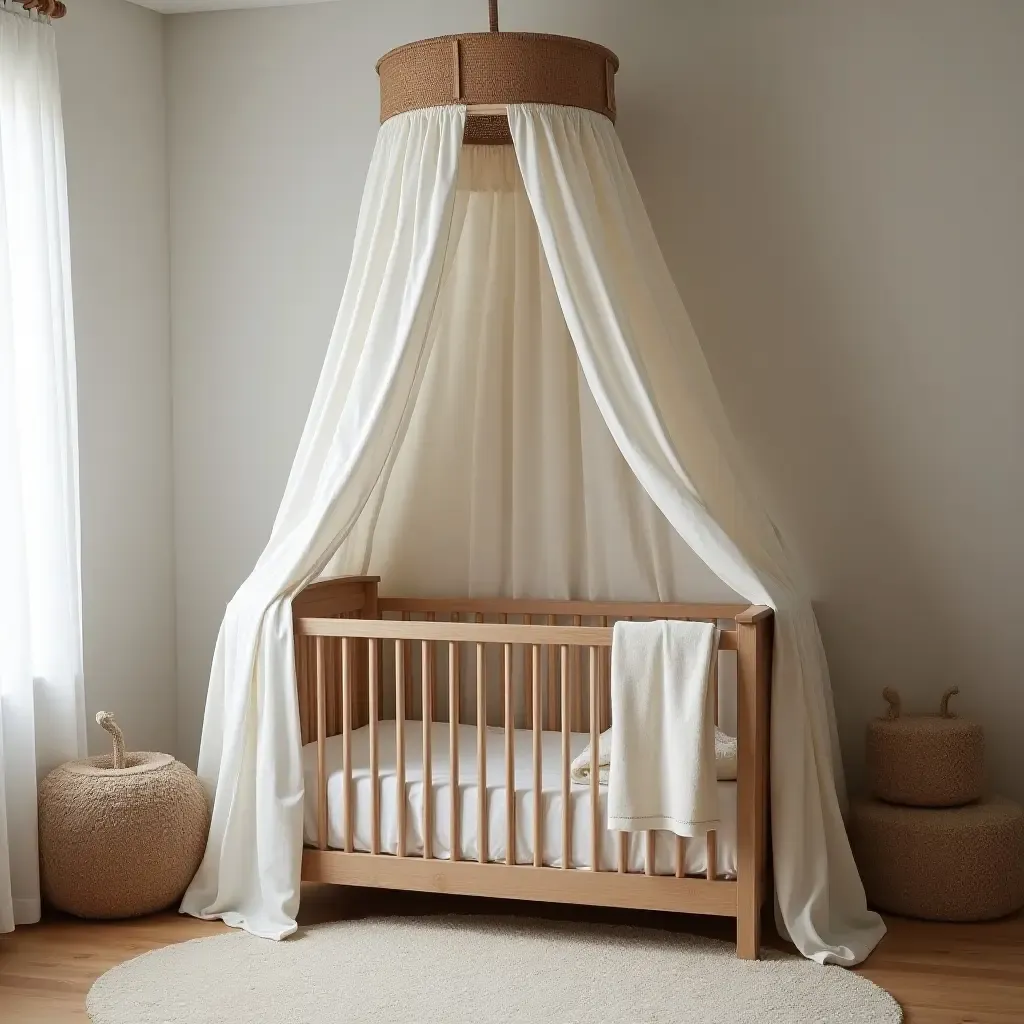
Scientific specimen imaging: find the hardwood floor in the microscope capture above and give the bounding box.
[2,885,1021,1022]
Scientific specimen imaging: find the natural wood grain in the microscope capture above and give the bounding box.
[294,591,763,956]
[504,642,515,867]
[736,611,771,959]
[3,894,1022,1023]
[395,639,406,858]
[342,637,353,853]
[589,646,599,873]
[303,850,737,916]
[476,640,487,865]
[534,645,544,868]
[368,638,380,855]
[449,640,460,863]
[315,636,327,851]
[421,640,433,861]
[378,596,749,621]
[298,614,741,650]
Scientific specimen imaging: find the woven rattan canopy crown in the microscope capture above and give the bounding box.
[376,2,619,145]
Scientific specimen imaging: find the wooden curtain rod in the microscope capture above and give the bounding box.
[8,0,67,18]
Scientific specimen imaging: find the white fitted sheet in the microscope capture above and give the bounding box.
[302,723,737,878]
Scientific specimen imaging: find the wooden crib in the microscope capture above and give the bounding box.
[293,576,772,958]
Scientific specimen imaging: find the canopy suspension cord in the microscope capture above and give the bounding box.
[488,0,499,33]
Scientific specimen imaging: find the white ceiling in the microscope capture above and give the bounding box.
[128,0,333,14]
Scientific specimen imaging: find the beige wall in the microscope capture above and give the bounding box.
[57,0,177,755]
[166,0,1023,799]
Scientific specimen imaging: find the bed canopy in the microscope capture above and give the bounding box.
[180,4,885,966]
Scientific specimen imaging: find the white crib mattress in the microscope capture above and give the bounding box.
[302,723,737,878]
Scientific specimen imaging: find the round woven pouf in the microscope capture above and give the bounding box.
[849,795,1024,921]
[38,713,209,919]
[867,688,984,807]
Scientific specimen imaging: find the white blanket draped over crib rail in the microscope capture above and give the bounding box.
[181,102,885,966]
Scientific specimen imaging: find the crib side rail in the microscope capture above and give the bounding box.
[298,614,739,650]
[294,615,761,859]
[378,595,751,622]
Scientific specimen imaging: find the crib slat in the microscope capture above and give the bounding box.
[618,830,627,873]
[590,646,600,872]
[342,637,353,853]
[524,614,534,729]
[675,835,685,878]
[708,649,719,878]
[396,639,406,858]
[644,830,655,876]
[422,640,433,860]
[326,637,337,738]
[532,645,542,867]
[546,615,558,730]
[712,649,719,727]
[296,634,307,744]
[449,640,460,863]
[572,616,582,731]
[316,636,327,851]
[504,642,515,865]
[369,638,380,856]
[307,636,317,744]
[402,611,413,722]
[475,612,485,724]
[477,641,487,864]
[560,644,570,870]
[599,616,610,732]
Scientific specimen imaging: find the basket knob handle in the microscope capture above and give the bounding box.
[882,687,901,720]
[96,711,126,769]
[488,0,498,32]
[939,686,960,719]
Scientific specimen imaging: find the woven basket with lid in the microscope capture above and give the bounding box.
[866,687,984,807]
[38,713,209,919]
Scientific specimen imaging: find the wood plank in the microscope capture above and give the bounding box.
[395,639,406,858]
[735,611,770,959]
[422,640,432,860]
[302,850,739,917]
[533,645,543,867]
[299,615,738,651]
[560,645,570,870]
[589,646,600,872]
[504,643,515,866]
[315,636,327,851]
[368,638,380,855]
[378,596,749,621]
[342,636,353,853]
[449,640,460,863]
[476,641,487,864]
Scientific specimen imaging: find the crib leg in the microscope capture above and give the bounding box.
[736,901,761,960]
[735,606,772,961]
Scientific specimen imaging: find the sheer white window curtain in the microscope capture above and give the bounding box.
[0,7,85,933]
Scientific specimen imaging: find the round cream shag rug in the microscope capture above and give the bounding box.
[87,916,901,1024]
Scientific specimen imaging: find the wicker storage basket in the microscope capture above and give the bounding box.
[866,688,984,807]
[38,713,209,919]
[849,795,1024,921]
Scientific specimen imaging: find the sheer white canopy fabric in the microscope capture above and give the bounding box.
[508,105,884,964]
[0,9,85,933]
[182,102,884,965]
[180,107,466,938]
[323,144,732,607]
